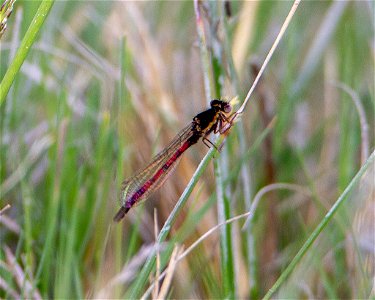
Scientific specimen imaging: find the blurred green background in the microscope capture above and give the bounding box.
[0,1,374,299]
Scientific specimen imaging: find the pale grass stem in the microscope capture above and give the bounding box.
[332,82,370,165]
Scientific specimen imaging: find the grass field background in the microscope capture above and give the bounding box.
[1,1,374,299]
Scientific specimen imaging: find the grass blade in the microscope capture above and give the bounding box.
[263,150,375,300]
[0,0,54,106]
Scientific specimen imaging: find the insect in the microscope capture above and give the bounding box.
[114,99,236,222]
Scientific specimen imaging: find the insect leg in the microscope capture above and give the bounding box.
[202,137,218,150]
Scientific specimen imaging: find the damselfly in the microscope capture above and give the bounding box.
[114,99,236,222]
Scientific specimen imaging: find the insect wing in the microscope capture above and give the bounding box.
[120,123,194,207]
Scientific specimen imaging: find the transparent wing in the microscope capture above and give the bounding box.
[120,122,195,207]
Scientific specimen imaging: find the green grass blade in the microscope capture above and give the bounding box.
[0,0,54,106]
[263,150,375,300]
[215,156,235,298]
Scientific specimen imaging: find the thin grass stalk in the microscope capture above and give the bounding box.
[114,36,127,298]
[35,164,60,294]
[242,183,311,230]
[0,0,55,106]
[263,150,375,300]
[154,245,182,299]
[128,146,217,298]
[76,114,111,262]
[198,2,236,297]
[34,117,65,294]
[236,0,301,115]
[55,189,80,298]
[222,10,257,294]
[215,151,235,298]
[20,184,33,295]
[335,16,361,293]
[3,246,42,299]
[333,82,369,165]
[152,210,160,298]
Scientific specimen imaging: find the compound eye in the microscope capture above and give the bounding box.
[210,99,219,107]
[224,103,231,113]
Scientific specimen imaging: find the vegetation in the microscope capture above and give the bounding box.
[1,1,374,299]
